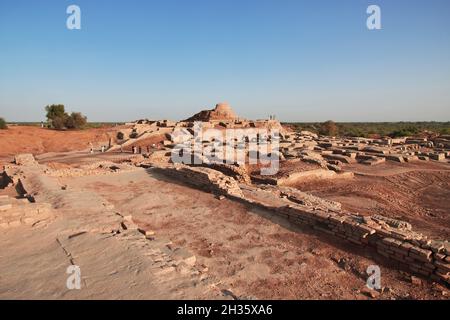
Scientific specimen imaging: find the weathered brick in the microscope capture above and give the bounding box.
[416,268,431,277]
[313,225,335,236]
[410,246,432,260]
[382,237,403,247]
[428,240,444,253]
[409,252,432,263]
[391,246,409,256]
[433,253,446,261]
[374,228,393,238]
[355,224,376,235]
[434,260,450,273]
[435,271,450,282]
[328,215,346,225]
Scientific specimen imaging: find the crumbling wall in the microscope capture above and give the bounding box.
[14,153,38,166]
[201,163,251,184]
[0,195,52,228]
[154,164,244,198]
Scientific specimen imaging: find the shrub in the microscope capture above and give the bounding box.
[388,126,420,138]
[45,104,66,121]
[44,104,87,129]
[51,116,68,130]
[65,112,87,129]
[319,120,338,136]
[117,132,124,140]
[129,131,138,139]
[0,117,7,129]
[342,127,367,138]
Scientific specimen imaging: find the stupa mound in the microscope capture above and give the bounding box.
[185,102,238,121]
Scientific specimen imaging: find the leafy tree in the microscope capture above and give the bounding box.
[388,126,420,138]
[0,117,7,129]
[342,127,367,138]
[65,112,87,129]
[44,104,87,130]
[45,104,67,121]
[319,120,338,136]
[51,116,67,130]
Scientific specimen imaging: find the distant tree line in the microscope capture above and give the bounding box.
[287,120,450,138]
[45,104,87,130]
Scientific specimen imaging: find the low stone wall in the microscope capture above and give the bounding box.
[204,163,251,184]
[153,164,244,198]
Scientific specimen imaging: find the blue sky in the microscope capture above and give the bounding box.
[1,0,449,122]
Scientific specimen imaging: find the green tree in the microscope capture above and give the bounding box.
[44,104,87,130]
[45,104,67,121]
[0,117,7,129]
[319,120,338,136]
[51,116,67,130]
[66,112,87,129]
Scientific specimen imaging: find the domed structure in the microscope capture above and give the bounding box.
[213,103,237,119]
[184,102,239,122]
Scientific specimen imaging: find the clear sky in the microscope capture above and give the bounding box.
[1,0,449,122]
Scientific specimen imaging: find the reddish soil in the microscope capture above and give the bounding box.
[0,125,121,162]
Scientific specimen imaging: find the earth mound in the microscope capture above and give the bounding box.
[185,102,238,121]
